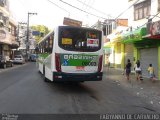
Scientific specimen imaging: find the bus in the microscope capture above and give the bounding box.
[37,25,103,82]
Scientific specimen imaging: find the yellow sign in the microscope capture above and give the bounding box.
[62,38,72,45]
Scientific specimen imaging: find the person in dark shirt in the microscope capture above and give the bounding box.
[125,59,132,81]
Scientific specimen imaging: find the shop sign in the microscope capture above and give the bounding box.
[122,30,142,42]
[143,20,160,39]
[150,20,160,36]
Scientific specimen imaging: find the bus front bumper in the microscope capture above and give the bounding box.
[53,72,103,82]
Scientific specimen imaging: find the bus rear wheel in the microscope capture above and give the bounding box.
[43,68,50,82]
[44,76,50,82]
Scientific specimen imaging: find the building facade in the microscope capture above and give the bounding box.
[92,19,128,67]
[106,0,160,80]
[125,0,160,79]
[17,24,36,56]
[0,0,17,59]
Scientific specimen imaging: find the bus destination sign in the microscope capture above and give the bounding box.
[63,17,82,27]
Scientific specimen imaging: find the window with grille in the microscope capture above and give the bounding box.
[134,0,151,20]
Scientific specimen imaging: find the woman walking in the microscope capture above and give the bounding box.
[134,60,142,81]
[125,59,132,81]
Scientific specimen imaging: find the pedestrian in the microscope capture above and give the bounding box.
[125,59,132,81]
[148,64,155,82]
[134,60,142,81]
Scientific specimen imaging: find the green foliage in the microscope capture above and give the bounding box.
[31,25,50,43]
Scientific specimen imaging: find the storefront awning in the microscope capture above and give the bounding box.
[121,27,147,43]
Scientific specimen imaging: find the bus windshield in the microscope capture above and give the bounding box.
[58,26,102,52]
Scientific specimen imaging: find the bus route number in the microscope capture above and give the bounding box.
[82,62,96,66]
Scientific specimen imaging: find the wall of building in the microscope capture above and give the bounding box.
[0,0,18,59]
[158,46,160,79]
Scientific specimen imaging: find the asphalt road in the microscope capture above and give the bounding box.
[0,62,159,114]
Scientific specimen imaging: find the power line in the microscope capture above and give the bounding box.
[47,0,140,28]
[59,0,141,27]
[47,0,70,17]
[82,0,87,10]
[109,0,140,29]
[76,0,113,18]
[114,0,140,20]
[59,0,107,19]
[139,12,160,29]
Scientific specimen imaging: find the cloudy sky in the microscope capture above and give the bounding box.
[9,0,129,29]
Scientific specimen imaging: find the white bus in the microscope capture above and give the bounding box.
[37,25,103,82]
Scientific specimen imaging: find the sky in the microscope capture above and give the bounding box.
[9,0,129,29]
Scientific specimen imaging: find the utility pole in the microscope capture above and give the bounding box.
[26,12,37,61]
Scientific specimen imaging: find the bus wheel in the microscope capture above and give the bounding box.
[38,70,41,74]
[44,76,50,82]
[43,66,50,82]
[43,71,50,82]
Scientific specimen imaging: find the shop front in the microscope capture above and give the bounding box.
[121,27,146,71]
[104,46,111,66]
[113,33,123,69]
[103,37,111,66]
[137,20,160,79]
[104,35,115,68]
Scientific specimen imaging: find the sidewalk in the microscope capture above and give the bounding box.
[104,67,160,109]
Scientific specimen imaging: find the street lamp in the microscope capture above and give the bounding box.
[26,12,37,61]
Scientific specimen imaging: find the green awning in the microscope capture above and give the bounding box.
[121,27,147,43]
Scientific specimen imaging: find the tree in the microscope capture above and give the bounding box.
[31,25,50,43]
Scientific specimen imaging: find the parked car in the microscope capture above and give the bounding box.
[0,55,13,69]
[13,55,25,64]
[29,54,38,62]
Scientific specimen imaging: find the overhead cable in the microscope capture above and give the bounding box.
[47,0,70,16]
[76,0,113,18]
[138,12,160,29]
[114,0,140,20]
[59,0,107,19]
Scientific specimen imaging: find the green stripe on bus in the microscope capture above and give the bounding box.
[60,54,99,66]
